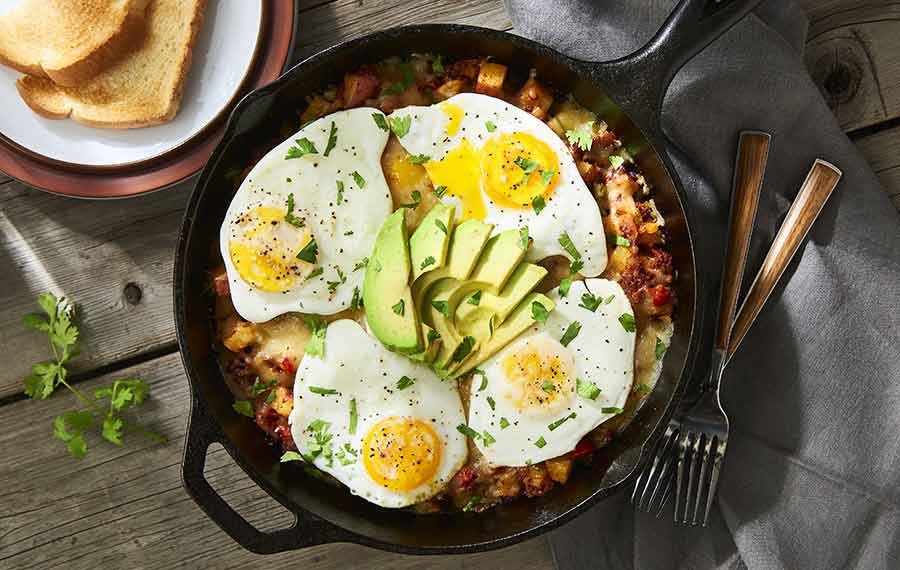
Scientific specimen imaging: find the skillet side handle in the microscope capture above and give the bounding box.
[591,0,763,133]
[181,399,341,554]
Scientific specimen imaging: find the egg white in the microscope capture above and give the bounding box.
[219,108,393,322]
[289,319,468,508]
[389,93,608,276]
[467,278,635,466]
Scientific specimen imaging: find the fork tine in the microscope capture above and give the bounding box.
[632,426,673,510]
[702,438,726,526]
[655,463,674,517]
[681,433,701,524]
[691,435,713,525]
[673,431,689,522]
[644,430,677,511]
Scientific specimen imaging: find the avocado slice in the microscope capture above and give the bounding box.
[410,204,455,281]
[411,219,493,315]
[363,209,422,354]
[467,229,529,292]
[455,263,548,337]
[408,324,442,363]
[451,292,555,378]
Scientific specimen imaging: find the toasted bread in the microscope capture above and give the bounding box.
[0,0,150,87]
[15,0,206,129]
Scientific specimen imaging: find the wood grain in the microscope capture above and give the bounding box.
[854,124,900,211]
[0,180,190,398]
[716,132,769,350]
[803,3,900,133]
[0,352,554,570]
[727,160,842,360]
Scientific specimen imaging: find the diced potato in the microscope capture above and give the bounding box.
[300,95,337,123]
[516,72,554,120]
[271,386,294,417]
[434,79,468,101]
[223,321,258,352]
[476,62,507,97]
[545,457,573,484]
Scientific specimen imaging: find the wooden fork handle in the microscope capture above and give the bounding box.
[726,159,843,361]
[715,132,770,351]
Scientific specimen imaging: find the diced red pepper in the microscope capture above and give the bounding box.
[456,465,476,489]
[651,285,671,307]
[280,357,295,375]
[568,438,595,460]
[213,272,230,297]
[274,424,297,451]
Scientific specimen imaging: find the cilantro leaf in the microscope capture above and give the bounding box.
[609,154,625,169]
[303,316,327,358]
[456,424,481,439]
[351,170,366,189]
[531,195,546,214]
[655,337,667,360]
[514,156,540,183]
[285,193,305,227]
[482,431,496,446]
[539,169,555,186]
[499,417,510,429]
[233,400,254,417]
[434,185,447,198]
[558,232,581,260]
[541,380,556,393]
[432,55,444,74]
[396,376,415,390]
[372,113,389,131]
[400,190,421,209]
[534,436,547,448]
[558,278,572,297]
[420,256,436,270]
[619,313,636,332]
[389,115,412,138]
[23,313,49,332]
[560,321,581,347]
[548,412,577,431]
[24,361,60,400]
[579,292,601,312]
[296,239,318,263]
[285,138,318,159]
[392,299,405,316]
[467,290,482,306]
[451,336,476,363]
[409,154,430,165]
[576,378,601,400]
[565,121,594,151]
[435,219,448,234]
[101,415,124,445]
[531,301,549,323]
[614,234,631,247]
[485,120,497,132]
[602,406,624,414]
[323,121,338,157]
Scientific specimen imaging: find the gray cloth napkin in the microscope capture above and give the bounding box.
[504,1,900,569]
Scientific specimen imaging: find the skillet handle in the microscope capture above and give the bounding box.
[589,0,763,134]
[181,398,345,554]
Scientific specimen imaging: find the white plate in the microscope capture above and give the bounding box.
[0,0,262,168]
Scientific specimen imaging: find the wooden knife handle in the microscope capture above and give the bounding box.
[726,159,843,360]
[715,132,770,350]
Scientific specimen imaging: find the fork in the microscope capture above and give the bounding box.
[632,131,770,518]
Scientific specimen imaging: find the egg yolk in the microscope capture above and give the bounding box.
[500,337,573,415]
[439,102,464,136]
[481,132,559,209]
[424,139,486,221]
[362,416,442,492]
[228,205,315,292]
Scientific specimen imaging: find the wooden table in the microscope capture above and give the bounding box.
[1,1,896,568]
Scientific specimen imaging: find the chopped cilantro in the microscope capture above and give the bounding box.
[485,120,497,132]
[539,169,555,186]
[451,336,476,363]
[482,431,496,446]
[565,121,594,151]
[323,121,337,157]
[400,190,421,209]
[305,266,324,281]
[434,185,447,198]
[531,195,546,214]
[350,286,362,310]
[462,494,481,512]
[396,375,415,390]
[285,193,305,227]
[351,170,366,188]
[560,321,581,347]
[558,232,581,260]
[474,369,488,391]
[372,113,389,131]
[619,313,636,332]
[468,290,482,306]
[604,294,616,304]
[559,278,572,297]
[335,180,345,205]
[486,396,495,410]
[514,156,540,183]
[518,226,530,250]
[534,436,547,448]
[409,154,431,165]
[614,234,631,247]
[392,299,405,316]
[531,301,549,323]
[232,400,254,417]
[431,299,449,317]
[432,55,445,74]
[579,292,601,312]
[280,451,305,462]
[499,417,510,429]
[435,219,448,234]
[541,380,556,393]
[285,137,318,159]
[576,378,601,400]
[353,257,368,272]
[420,256,436,270]
[303,316,327,357]
[456,423,481,439]
[609,154,625,169]
[602,406,624,414]
[389,115,412,138]
[548,412,577,431]
[349,398,358,434]
[655,337,667,360]
[309,386,338,396]
[570,259,585,274]
[296,239,318,263]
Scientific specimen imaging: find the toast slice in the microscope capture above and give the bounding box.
[16,0,207,129]
[0,0,150,86]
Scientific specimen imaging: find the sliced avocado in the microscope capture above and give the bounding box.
[467,229,529,292]
[411,219,493,315]
[451,292,555,378]
[455,263,548,336]
[410,204,455,281]
[409,324,442,363]
[423,279,465,369]
[363,209,422,354]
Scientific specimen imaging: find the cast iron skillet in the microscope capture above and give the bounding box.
[175,0,760,555]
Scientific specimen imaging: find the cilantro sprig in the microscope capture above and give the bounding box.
[23,293,165,458]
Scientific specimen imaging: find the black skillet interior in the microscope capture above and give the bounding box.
[175,0,760,555]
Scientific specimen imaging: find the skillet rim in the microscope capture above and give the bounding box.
[174,22,703,555]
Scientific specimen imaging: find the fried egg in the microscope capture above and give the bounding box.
[220,108,393,322]
[467,279,635,466]
[289,319,468,508]
[388,93,608,276]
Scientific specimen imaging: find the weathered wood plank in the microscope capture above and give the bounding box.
[0,180,189,398]
[294,0,511,61]
[802,3,900,133]
[0,352,554,570]
[854,125,900,211]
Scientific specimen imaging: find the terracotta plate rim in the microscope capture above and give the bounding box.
[0,0,297,199]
